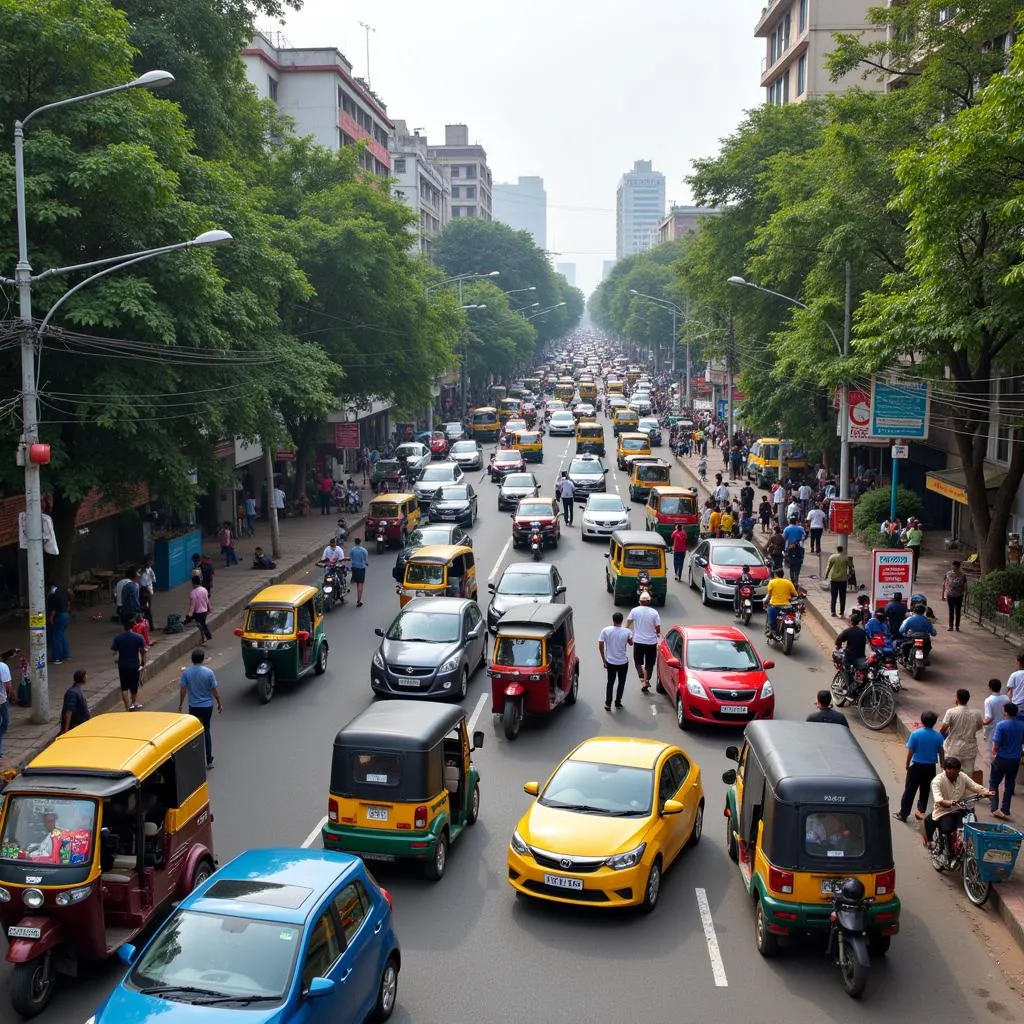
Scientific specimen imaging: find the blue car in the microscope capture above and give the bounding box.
[91,848,400,1024]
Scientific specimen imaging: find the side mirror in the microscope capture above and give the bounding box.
[468,625,482,639]
[488,582,496,592]
[523,781,540,796]
[374,627,384,638]
[305,977,336,1000]
[603,467,609,474]
[762,659,775,670]
[472,730,485,750]
[725,745,740,762]
[662,799,684,816]
[604,553,610,559]
[722,769,738,786]
[555,585,566,595]
[233,628,243,637]
[116,943,137,966]
[665,656,680,670]
[297,630,310,643]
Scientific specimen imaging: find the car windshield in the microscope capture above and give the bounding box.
[713,546,762,567]
[639,419,659,430]
[0,796,96,865]
[588,496,625,512]
[451,442,476,453]
[540,760,653,816]
[552,414,574,423]
[623,548,662,569]
[498,571,552,596]
[504,475,535,488]
[804,812,866,859]
[404,563,445,586]
[420,466,453,482]
[438,486,469,501]
[387,609,460,643]
[397,446,422,458]
[570,460,602,475]
[493,636,543,667]
[128,909,298,1003]
[658,497,694,515]
[245,608,294,635]
[472,411,498,425]
[495,453,521,464]
[517,502,552,518]
[685,638,760,672]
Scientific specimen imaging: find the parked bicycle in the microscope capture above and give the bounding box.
[829,644,901,731]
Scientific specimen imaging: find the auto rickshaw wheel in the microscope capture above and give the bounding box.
[565,667,579,705]
[256,669,275,704]
[638,857,662,914]
[754,897,779,957]
[503,699,523,740]
[726,814,738,862]
[10,951,55,1018]
[605,573,613,594]
[468,784,480,825]
[424,831,448,881]
[191,858,215,890]
[315,642,329,675]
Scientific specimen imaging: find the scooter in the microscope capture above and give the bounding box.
[529,522,543,562]
[375,523,387,554]
[734,583,755,626]
[826,877,872,999]
[334,518,349,545]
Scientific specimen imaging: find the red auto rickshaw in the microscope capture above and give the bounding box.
[488,604,579,740]
[365,493,421,548]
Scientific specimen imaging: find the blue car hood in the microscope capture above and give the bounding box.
[96,985,283,1024]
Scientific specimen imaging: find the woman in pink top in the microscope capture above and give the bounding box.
[186,578,213,643]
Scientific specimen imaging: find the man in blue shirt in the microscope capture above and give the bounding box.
[111,626,146,711]
[884,592,908,635]
[177,649,223,769]
[782,516,806,586]
[990,702,1024,819]
[864,609,894,652]
[895,709,944,822]
[899,602,937,658]
[349,537,369,607]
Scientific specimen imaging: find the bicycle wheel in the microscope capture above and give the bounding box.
[856,684,896,731]
[963,851,992,907]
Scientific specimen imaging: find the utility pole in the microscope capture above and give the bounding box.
[726,305,735,444]
[264,443,281,559]
[838,260,852,550]
[683,296,691,413]
[358,21,375,89]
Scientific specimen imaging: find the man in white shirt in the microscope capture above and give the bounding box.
[1006,652,1024,703]
[923,756,993,853]
[806,504,827,554]
[786,499,802,522]
[797,482,812,513]
[713,482,730,504]
[626,591,661,693]
[939,688,985,777]
[273,486,286,513]
[598,611,631,711]
[322,541,346,566]
[772,484,787,527]
[984,678,1011,745]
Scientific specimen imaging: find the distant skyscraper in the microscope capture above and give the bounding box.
[556,262,576,287]
[616,160,666,260]
[602,260,616,281]
[493,176,547,249]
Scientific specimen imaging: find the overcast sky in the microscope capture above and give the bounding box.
[271,2,765,295]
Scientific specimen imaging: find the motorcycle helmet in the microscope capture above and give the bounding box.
[840,877,866,903]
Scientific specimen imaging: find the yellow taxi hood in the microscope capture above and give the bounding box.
[517,804,647,857]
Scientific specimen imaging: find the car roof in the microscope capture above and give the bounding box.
[184,849,361,924]
[501,561,554,575]
[569,737,672,770]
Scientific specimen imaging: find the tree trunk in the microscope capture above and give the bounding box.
[48,490,81,591]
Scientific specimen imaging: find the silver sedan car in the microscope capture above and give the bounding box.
[497,471,540,511]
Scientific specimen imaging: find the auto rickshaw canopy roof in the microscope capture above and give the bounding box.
[369,492,416,508]
[333,700,467,753]
[24,711,205,780]
[406,544,473,563]
[493,602,573,637]
[611,530,668,548]
[648,486,698,499]
[248,583,319,607]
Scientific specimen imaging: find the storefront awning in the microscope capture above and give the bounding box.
[925,466,1006,506]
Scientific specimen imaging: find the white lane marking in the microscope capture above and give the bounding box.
[467,692,488,733]
[695,887,729,987]
[302,815,328,848]
[488,536,512,583]
[650,703,658,716]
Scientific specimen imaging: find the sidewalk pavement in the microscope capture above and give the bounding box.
[671,447,1024,951]
[0,500,366,772]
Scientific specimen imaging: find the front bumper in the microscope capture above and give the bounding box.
[507,845,647,908]
[429,507,472,524]
[371,660,462,697]
[581,518,629,539]
[704,577,768,604]
[681,692,774,726]
[512,523,558,545]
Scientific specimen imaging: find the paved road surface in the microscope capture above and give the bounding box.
[4,429,1023,1023]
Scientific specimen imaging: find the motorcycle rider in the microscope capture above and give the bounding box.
[322,539,346,567]
[898,602,937,659]
[835,611,869,692]
[864,608,894,651]
[734,564,756,616]
[922,755,993,854]
[883,591,908,635]
[764,568,799,637]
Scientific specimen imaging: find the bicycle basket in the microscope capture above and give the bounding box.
[963,820,1024,883]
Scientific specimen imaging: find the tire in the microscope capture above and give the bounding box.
[686,802,704,848]
[782,632,794,656]
[700,580,710,607]
[856,684,896,731]
[314,642,328,675]
[839,938,868,999]
[688,565,697,591]
[963,852,992,907]
[676,694,690,731]
[424,831,448,881]
[910,662,922,680]
[606,573,613,594]
[726,813,738,862]
[565,667,579,705]
[638,857,662,914]
[10,954,56,1018]
[256,669,274,704]
[467,784,480,825]
[742,607,752,626]
[655,665,666,694]
[191,858,214,891]
[503,699,523,740]
[754,897,779,957]
[455,668,469,702]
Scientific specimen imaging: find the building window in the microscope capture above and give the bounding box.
[783,11,791,49]
[451,207,460,218]
[799,0,808,33]
[450,165,460,177]
[991,376,1024,465]
[451,186,460,199]
[465,164,477,179]
[797,54,807,95]
[393,158,406,174]
[268,77,278,102]
[464,206,477,218]
[465,185,476,199]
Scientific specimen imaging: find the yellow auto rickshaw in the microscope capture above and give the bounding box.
[576,421,606,457]
[746,438,809,488]
[498,398,523,426]
[616,430,652,468]
[398,544,478,606]
[604,529,668,606]
[613,408,640,437]
[0,713,216,1016]
[645,485,700,543]
[511,429,543,463]
[365,492,421,548]
[627,457,672,502]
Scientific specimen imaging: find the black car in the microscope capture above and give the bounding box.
[428,484,478,526]
[371,597,487,701]
[567,454,608,502]
[392,523,471,582]
[486,562,566,632]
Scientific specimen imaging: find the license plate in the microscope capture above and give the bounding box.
[820,879,844,896]
[362,853,396,862]
[366,807,389,821]
[720,705,748,714]
[396,679,420,688]
[543,874,583,890]
[7,926,41,939]
[915,651,924,659]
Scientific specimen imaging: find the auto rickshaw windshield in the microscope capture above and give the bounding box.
[623,548,662,569]
[405,563,444,586]
[373,502,400,518]
[0,796,97,864]
[245,608,294,635]
[494,637,543,667]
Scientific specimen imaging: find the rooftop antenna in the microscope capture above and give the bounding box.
[358,20,375,89]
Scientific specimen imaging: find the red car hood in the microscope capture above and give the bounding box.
[689,668,768,690]
[713,565,769,582]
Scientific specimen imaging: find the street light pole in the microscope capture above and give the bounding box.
[726,304,735,444]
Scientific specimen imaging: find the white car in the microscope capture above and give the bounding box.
[548,411,576,436]
[413,461,465,510]
[395,441,432,477]
[581,493,631,540]
[573,403,596,420]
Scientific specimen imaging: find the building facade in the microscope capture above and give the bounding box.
[427,125,493,221]
[493,176,547,248]
[756,0,884,106]
[555,262,576,287]
[616,160,666,260]
[242,32,392,174]
[655,205,722,246]
[602,260,617,281]
[389,121,450,254]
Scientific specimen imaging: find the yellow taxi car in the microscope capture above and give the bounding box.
[508,736,704,913]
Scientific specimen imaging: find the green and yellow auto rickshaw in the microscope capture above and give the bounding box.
[604,530,668,607]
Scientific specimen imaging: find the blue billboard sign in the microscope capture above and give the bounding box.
[717,398,728,420]
[869,379,930,439]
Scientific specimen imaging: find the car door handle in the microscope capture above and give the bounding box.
[339,968,352,982]
[374,919,384,934]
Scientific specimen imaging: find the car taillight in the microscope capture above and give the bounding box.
[414,805,428,829]
[328,798,339,823]
[875,868,895,896]
[379,886,394,911]
[768,866,794,894]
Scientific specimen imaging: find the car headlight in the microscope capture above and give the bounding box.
[606,842,647,870]
[510,829,530,856]
[708,573,727,586]
[761,680,774,699]
[686,677,708,698]
[23,887,44,909]
[373,651,384,669]
[439,656,461,674]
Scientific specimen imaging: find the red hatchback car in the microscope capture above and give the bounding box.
[428,431,450,459]
[656,624,775,729]
[511,496,562,549]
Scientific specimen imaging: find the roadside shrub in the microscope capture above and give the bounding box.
[967,565,1024,620]
[852,486,923,534]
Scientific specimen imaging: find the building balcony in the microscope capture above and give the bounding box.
[339,111,390,168]
[754,0,789,38]
[761,36,808,87]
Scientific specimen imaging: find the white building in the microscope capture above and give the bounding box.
[616,160,666,260]
[493,176,547,248]
[427,125,493,221]
[242,31,392,175]
[389,121,450,255]
[556,262,576,287]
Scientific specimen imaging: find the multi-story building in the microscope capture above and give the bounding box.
[602,260,617,281]
[756,0,884,105]
[616,160,666,260]
[654,205,723,246]
[389,121,450,254]
[427,124,493,221]
[555,263,576,287]
[493,176,547,248]
[242,31,392,175]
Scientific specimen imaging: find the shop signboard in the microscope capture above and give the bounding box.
[334,423,360,449]
[870,379,930,439]
[870,548,913,611]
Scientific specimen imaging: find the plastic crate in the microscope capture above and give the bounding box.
[964,820,1024,883]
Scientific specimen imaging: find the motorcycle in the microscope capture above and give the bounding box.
[636,569,653,602]
[345,487,362,513]
[375,523,387,554]
[826,877,872,999]
[734,583,755,626]
[765,598,803,655]
[829,641,901,730]
[895,632,929,679]
[318,562,341,613]
[529,521,543,562]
